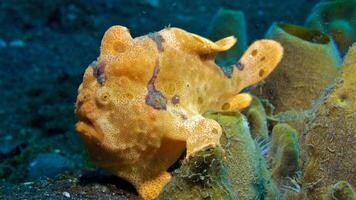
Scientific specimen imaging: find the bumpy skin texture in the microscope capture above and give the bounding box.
[300,43,356,200]
[75,26,283,200]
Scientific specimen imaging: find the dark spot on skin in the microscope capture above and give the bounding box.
[148,32,165,52]
[260,56,266,61]
[91,60,105,84]
[233,62,244,71]
[259,69,265,77]
[145,60,167,110]
[251,49,258,56]
[171,95,180,105]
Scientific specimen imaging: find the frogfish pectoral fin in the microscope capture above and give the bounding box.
[233,39,283,89]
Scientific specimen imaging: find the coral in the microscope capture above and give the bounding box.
[300,43,356,199]
[75,26,283,199]
[305,0,356,55]
[157,146,236,200]
[207,8,247,67]
[256,23,341,132]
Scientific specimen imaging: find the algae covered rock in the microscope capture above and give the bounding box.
[305,0,356,55]
[158,146,236,200]
[300,43,356,199]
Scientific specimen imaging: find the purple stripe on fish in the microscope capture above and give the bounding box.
[145,60,167,110]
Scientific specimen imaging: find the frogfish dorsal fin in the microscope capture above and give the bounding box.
[167,27,237,55]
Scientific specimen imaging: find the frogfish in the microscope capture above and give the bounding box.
[75,25,283,200]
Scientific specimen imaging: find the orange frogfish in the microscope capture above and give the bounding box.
[75,25,283,200]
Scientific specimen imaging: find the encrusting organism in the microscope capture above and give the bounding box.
[300,43,356,200]
[75,25,283,199]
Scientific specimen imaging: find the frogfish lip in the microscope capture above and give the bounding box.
[75,117,104,144]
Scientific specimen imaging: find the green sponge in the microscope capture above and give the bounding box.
[269,123,300,184]
[246,96,269,139]
[205,111,268,199]
[158,146,236,200]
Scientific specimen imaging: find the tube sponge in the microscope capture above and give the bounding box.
[246,96,269,139]
[207,8,247,66]
[269,123,299,184]
[300,43,356,199]
[204,111,265,199]
[305,0,356,55]
[261,23,341,113]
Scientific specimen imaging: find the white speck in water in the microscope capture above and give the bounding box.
[23,182,34,185]
[63,191,71,198]
[29,160,38,167]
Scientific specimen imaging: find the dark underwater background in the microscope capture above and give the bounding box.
[0,0,354,199]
